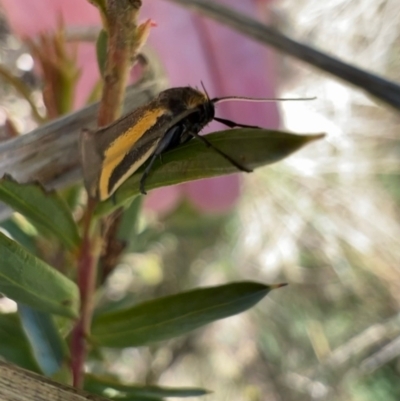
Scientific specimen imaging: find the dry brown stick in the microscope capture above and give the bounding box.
[166,0,400,111]
[0,361,110,401]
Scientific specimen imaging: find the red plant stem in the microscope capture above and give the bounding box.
[71,200,98,388]
[70,0,143,387]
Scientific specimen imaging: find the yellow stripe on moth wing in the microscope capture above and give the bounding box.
[98,108,166,200]
[100,142,159,200]
[104,108,166,160]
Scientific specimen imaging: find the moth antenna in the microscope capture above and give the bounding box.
[212,96,316,104]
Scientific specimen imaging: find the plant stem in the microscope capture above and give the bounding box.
[71,199,98,388]
[71,0,144,387]
[98,0,143,126]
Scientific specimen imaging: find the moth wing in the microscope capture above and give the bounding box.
[102,109,200,200]
[79,102,163,199]
[80,101,201,200]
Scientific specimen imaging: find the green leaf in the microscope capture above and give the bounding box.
[95,129,324,216]
[0,313,40,372]
[92,281,285,347]
[84,374,209,398]
[19,305,67,376]
[0,232,79,318]
[0,218,37,254]
[96,29,108,77]
[0,176,80,250]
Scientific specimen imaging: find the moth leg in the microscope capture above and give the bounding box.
[214,116,260,129]
[188,131,252,173]
[140,126,183,195]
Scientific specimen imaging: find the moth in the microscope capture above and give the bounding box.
[80,86,298,201]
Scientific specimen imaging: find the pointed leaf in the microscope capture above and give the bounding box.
[95,129,324,216]
[0,313,40,372]
[19,305,67,376]
[0,176,80,250]
[84,374,209,398]
[0,232,79,318]
[92,281,285,347]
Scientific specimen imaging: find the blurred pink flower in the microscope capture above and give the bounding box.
[0,0,280,214]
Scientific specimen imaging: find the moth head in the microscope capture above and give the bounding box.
[159,87,215,127]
